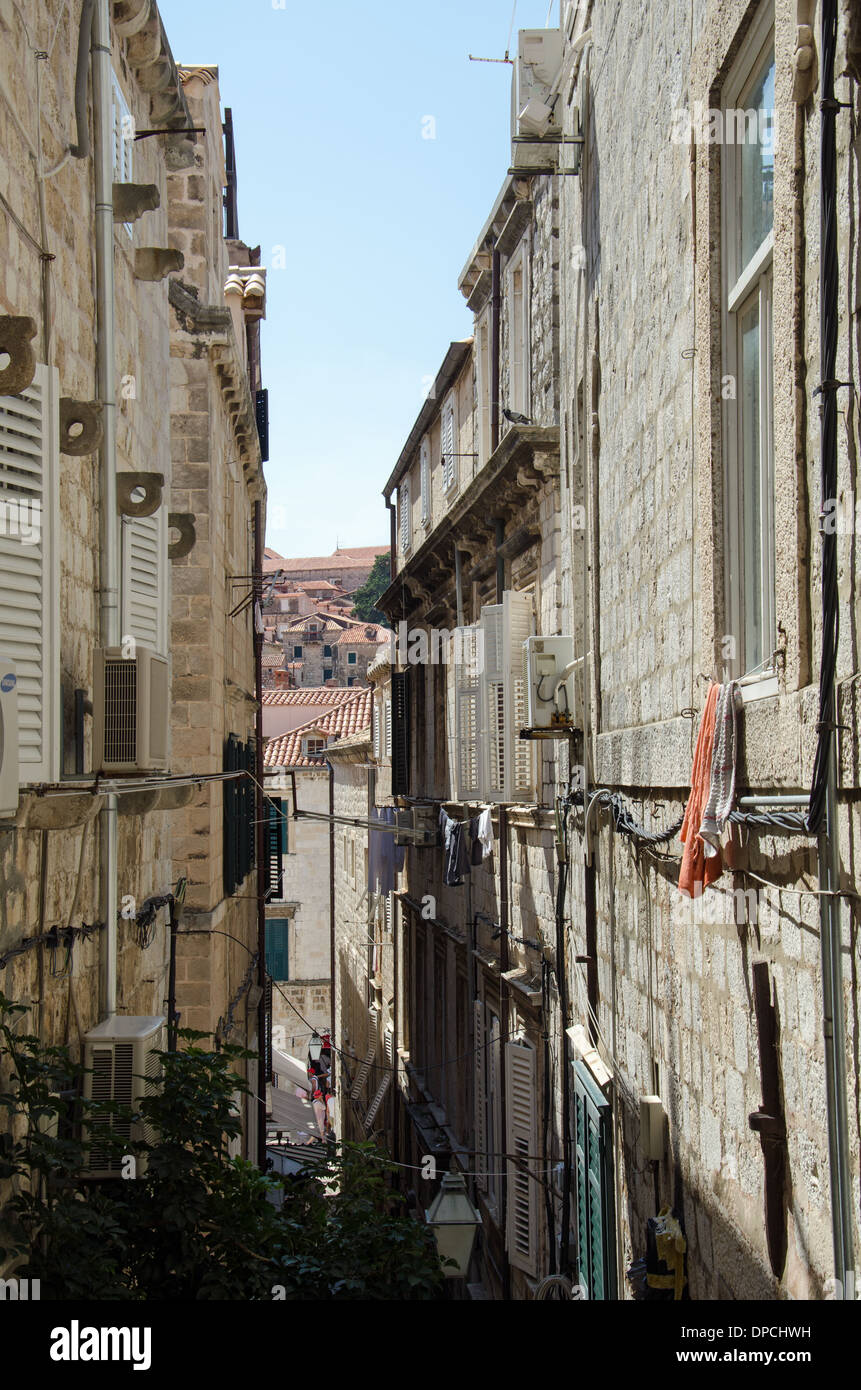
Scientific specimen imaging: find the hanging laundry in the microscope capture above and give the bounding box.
[368,806,405,895]
[476,806,493,859]
[699,680,740,857]
[678,683,724,898]
[439,808,471,886]
[469,816,483,866]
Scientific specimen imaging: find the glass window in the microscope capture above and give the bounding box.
[722,17,776,677]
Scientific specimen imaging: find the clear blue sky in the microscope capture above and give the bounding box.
[158,0,559,557]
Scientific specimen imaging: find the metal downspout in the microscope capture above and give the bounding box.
[817,0,854,1293]
[253,500,267,1169]
[93,0,118,1018]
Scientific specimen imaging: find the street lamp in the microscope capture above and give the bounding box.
[308,1034,323,1066]
[425,1167,482,1278]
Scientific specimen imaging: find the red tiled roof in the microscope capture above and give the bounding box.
[264,688,373,768]
[332,545,391,560]
[333,623,388,646]
[262,652,284,667]
[262,687,358,708]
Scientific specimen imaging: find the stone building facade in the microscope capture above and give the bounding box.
[377,166,567,1299]
[165,63,266,1140]
[264,687,373,1065]
[329,650,401,1149]
[551,0,861,1301]
[352,2,861,1301]
[0,1,186,1057]
[0,3,268,1179]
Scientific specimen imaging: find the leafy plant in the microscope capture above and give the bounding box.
[350,553,391,626]
[0,997,442,1300]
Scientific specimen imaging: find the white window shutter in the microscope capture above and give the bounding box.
[373,700,381,759]
[0,364,60,783]
[480,604,506,802]
[473,999,488,1190]
[505,1039,539,1275]
[504,590,535,801]
[399,480,410,554]
[121,508,168,655]
[455,624,482,800]
[420,436,430,523]
[384,696,392,757]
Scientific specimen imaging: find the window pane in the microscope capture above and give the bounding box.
[740,298,762,669]
[739,50,775,270]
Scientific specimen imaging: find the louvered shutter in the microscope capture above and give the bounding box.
[505,1039,539,1275]
[265,918,289,981]
[480,605,506,801]
[364,1026,394,1131]
[399,479,411,554]
[572,1058,617,1300]
[504,590,535,801]
[455,625,482,800]
[351,1006,379,1099]
[420,436,431,523]
[473,1000,488,1189]
[391,669,410,795]
[0,365,60,784]
[372,700,381,759]
[121,508,167,654]
[111,71,134,182]
[441,394,456,491]
[384,696,392,757]
[265,796,285,899]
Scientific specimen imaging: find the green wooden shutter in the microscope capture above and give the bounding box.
[223,735,240,896]
[391,670,410,795]
[572,1058,617,1300]
[265,918,290,981]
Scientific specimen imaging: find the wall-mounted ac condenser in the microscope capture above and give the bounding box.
[93,645,169,773]
[82,1016,165,1177]
[0,653,18,817]
[523,635,577,729]
[511,28,564,169]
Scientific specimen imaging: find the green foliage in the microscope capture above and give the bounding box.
[350,553,391,626]
[0,997,443,1301]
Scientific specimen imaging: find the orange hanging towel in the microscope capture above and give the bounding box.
[678,683,723,898]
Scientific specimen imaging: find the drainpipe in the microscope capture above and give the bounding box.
[253,499,267,1169]
[490,249,501,453]
[498,804,510,1299]
[93,0,119,1018]
[327,757,336,1064]
[385,493,397,576]
[816,0,854,1296]
[494,519,505,603]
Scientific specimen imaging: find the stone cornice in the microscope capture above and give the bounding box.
[168,278,263,484]
[378,425,560,621]
[113,2,194,136]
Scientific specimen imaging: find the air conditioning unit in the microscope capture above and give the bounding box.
[0,653,18,818]
[511,28,563,169]
[523,635,577,728]
[82,1016,165,1178]
[93,645,169,773]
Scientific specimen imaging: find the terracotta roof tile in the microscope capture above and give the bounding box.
[264,688,373,768]
[261,687,358,708]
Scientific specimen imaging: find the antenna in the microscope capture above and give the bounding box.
[468,54,514,64]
